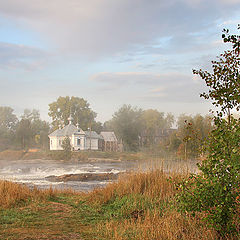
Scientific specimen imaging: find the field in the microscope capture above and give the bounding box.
[1,168,239,240]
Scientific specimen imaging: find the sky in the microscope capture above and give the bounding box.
[0,0,239,123]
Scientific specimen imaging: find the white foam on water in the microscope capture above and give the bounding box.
[0,159,135,191]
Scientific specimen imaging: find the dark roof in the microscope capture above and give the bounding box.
[100,132,117,142]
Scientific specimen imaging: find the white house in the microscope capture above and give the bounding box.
[48,116,103,151]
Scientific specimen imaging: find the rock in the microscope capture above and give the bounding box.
[45,172,119,182]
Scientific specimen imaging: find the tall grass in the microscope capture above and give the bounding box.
[85,170,222,240]
[87,169,179,204]
[0,169,238,239]
[0,180,60,208]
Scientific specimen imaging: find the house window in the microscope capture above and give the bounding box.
[59,140,61,146]
[77,138,80,145]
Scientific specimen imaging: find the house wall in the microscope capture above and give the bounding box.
[72,135,86,150]
[86,138,99,150]
[104,141,118,152]
[49,136,68,150]
[49,134,102,151]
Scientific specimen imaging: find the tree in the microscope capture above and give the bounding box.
[0,106,18,150]
[111,105,143,151]
[176,114,213,158]
[16,119,32,149]
[48,96,97,130]
[141,109,174,146]
[16,109,50,150]
[21,109,40,122]
[0,106,18,130]
[177,26,240,238]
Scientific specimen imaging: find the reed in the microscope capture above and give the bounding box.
[87,169,181,204]
[0,180,66,208]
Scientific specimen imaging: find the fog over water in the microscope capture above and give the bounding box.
[0,158,199,192]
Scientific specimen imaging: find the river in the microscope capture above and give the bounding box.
[0,158,199,192]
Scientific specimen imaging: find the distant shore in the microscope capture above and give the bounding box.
[0,149,143,162]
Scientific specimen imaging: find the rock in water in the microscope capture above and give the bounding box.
[45,172,119,182]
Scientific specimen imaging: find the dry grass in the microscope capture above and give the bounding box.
[87,169,181,204]
[0,169,238,240]
[100,210,217,240]
[0,150,25,160]
[0,180,73,208]
[85,170,237,240]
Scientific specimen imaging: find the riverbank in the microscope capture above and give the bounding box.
[0,149,148,162]
[0,170,238,240]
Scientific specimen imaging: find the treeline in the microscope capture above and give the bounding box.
[0,97,213,158]
[0,108,49,151]
[103,104,213,156]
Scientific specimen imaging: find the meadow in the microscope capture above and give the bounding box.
[1,168,239,240]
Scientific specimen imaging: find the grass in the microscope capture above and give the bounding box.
[0,170,239,240]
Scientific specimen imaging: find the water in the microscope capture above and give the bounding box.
[0,158,199,192]
[0,159,138,191]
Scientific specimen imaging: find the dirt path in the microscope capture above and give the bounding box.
[0,198,89,240]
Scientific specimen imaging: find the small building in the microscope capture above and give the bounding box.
[85,131,104,150]
[100,131,118,152]
[48,116,103,151]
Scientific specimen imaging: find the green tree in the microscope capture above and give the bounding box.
[0,106,18,150]
[141,109,174,147]
[0,106,18,130]
[16,109,50,150]
[177,26,240,238]
[111,104,143,151]
[16,119,32,149]
[48,96,97,130]
[91,121,103,134]
[176,114,212,158]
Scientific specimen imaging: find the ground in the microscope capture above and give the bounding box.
[0,194,96,240]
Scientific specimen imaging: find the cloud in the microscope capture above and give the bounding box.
[90,71,206,103]
[0,0,239,59]
[0,42,48,70]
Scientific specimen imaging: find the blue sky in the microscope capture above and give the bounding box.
[0,0,239,123]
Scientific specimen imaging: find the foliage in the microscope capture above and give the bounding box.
[110,105,143,151]
[0,107,18,130]
[16,119,32,149]
[61,137,72,160]
[0,107,18,151]
[177,25,240,238]
[16,109,50,149]
[177,118,240,236]
[193,51,240,122]
[140,109,174,146]
[176,114,213,158]
[48,96,97,131]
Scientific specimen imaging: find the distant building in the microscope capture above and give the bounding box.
[48,116,117,151]
[48,116,103,151]
[100,131,119,152]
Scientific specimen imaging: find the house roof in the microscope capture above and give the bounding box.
[73,128,85,135]
[85,131,103,139]
[49,124,79,137]
[100,132,118,142]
